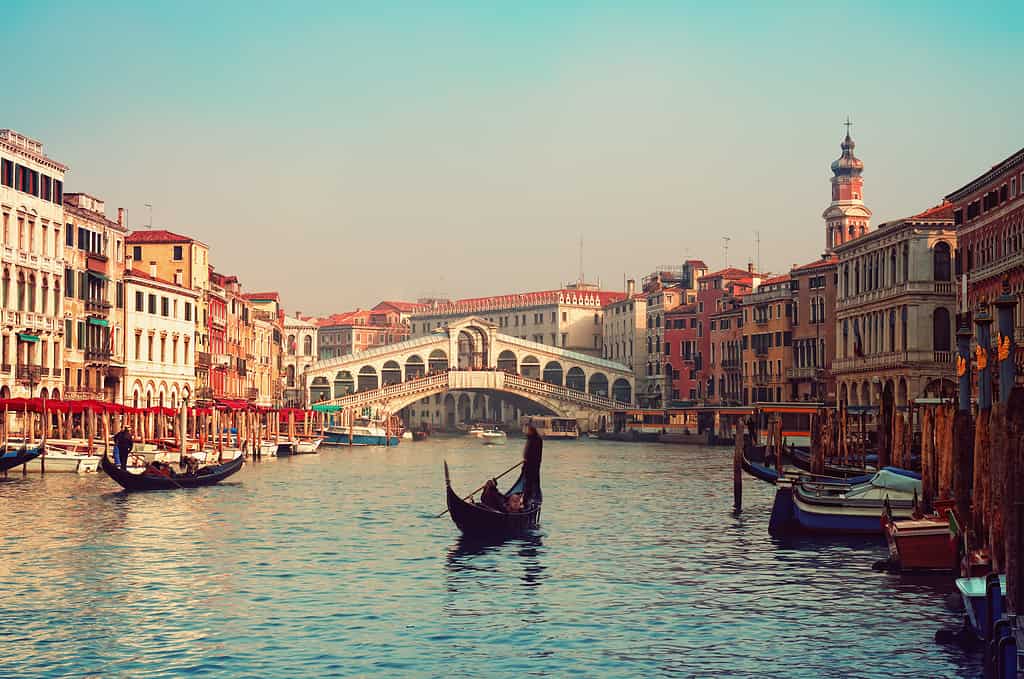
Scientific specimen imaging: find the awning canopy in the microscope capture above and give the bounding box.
[87,318,109,327]
[86,270,110,281]
[17,333,39,343]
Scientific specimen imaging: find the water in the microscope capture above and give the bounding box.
[1,438,979,678]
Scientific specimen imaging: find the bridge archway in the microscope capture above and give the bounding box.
[405,355,425,381]
[589,372,609,398]
[612,378,631,404]
[457,393,471,423]
[311,376,330,402]
[521,355,540,379]
[428,349,448,373]
[334,371,354,398]
[497,350,517,374]
[444,394,456,429]
[543,361,563,386]
[382,360,402,386]
[358,366,378,392]
[472,393,486,420]
[566,367,585,392]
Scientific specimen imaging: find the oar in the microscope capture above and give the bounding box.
[436,460,523,518]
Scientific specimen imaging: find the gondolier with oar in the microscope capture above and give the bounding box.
[522,425,543,508]
[114,425,134,471]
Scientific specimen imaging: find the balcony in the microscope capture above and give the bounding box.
[85,298,112,313]
[786,366,820,379]
[212,353,232,369]
[197,351,212,369]
[16,364,41,384]
[721,358,740,370]
[0,363,9,373]
[967,251,1024,287]
[754,347,768,357]
[833,349,955,374]
[245,387,259,401]
[753,373,772,386]
[837,280,958,311]
[196,387,215,401]
[64,388,106,401]
[85,349,112,362]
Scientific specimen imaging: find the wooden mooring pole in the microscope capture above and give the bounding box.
[733,426,742,512]
[973,306,993,552]
[954,316,975,536]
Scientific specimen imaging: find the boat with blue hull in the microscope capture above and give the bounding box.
[770,468,921,535]
[0,445,43,473]
[324,422,400,447]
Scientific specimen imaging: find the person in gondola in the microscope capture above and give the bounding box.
[114,426,134,471]
[144,460,173,478]
[180,454,200,476]
[522,425,543,507]
[480,478,505,511]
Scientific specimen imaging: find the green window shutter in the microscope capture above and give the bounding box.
[65,320,72,348]
[77,321,84,349]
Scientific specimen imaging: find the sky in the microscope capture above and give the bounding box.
[4,1,1021,315]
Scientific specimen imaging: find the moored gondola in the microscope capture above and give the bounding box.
[444,461,541,537]
[101,452,244,491]
[0,446,43,473]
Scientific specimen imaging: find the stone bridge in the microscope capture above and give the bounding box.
[304,317,634,424]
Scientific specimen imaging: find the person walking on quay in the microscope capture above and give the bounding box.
[522,425,543,507]
[114,426,134,470]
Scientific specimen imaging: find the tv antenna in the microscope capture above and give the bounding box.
[144,203,153,228]
[578,235,584,284]
[721,236,731,268]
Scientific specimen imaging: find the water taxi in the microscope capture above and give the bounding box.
[520,416,578,439]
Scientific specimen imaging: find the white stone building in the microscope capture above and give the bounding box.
[601,279,647,389]
[0,129,67,398]
[122,266,198,408]
[283,313,318,407]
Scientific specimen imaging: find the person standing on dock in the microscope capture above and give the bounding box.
[523,425,543,507]
[114,426,134,471]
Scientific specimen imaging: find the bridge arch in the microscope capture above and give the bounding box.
[381,360,402,386]
[405,355,425,381]
[311,376,330,402]
[543,361,563,386]
[566,366,585,392]
[520,355,540,379]
[428,349,448,373]
[358,366,378,392]
[333,371,354,398]
[589,372,609,398]
[612,378,631,404]
[497,350,517,374]
[457,393,471,422]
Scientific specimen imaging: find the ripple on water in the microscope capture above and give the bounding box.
[0,438,979,677]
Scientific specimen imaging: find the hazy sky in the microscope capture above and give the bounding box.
[6,2,1021,315]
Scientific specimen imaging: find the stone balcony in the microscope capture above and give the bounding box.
[833,350,955,374]
[1,246,65,276]
[837,280,956,312]
[967,251,1024,286]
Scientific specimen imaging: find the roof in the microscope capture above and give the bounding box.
[685,259,708,269]
[700,267,755,281]
[790,255,838,273]
[665,303,697,317]
[909,201,954,221]
[945,147,1024,202]
[761,274,791,286]
[123,266,198,296]
[126,229,198,245]
[243,292,280,302]
[373,300,426,313]
[413,289,627,316]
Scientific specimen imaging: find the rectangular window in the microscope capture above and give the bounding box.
[65,320,72,348]
[116,282,124,308]
[65,267,74,297]
[132,245,142,261]
[161,297,169,317]
[135,291,144,312]
[0,159,12,187]
[53,179,63,204]
[185,303,192,321]
[173,245,183,261]
[77,321,85,349]
[148,294,156,314]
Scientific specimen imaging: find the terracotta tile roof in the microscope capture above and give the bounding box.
[126,229,196,244]
[685,259,708,269]
[909,201,955,221]
[761,274,791,286]
[700,267,755,281]
[243,292,280,301]
[790,256,838,273]
[373,300,426,312]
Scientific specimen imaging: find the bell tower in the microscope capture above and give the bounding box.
[823,119,872,252]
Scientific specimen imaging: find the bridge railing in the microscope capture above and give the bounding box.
[503,373,621,410]
[318,372,450,409]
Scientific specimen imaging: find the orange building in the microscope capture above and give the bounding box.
[742,274,793,404]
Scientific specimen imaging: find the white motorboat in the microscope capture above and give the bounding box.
[467,426,486,438]
[259,440,279,457]
[479,430,507,445]
[294,437,323,454]
[22,448,100,473]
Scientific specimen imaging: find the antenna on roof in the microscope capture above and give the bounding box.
[144,203,153,229]
[754,230,761,274]
[578,234,584,285]
[721,236,730,268]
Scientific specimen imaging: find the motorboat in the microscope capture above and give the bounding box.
[22,448,100,473]
[324,419,400,447]
[480,430,507,446]
[294,437,323,454]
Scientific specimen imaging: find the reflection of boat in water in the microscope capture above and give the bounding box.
[100,451,244,491]
[480,430,507,445]
[443,461,541,537]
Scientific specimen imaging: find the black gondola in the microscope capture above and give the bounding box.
[101,452,244,491]
[0,446,43,473]
[444,461,541,537]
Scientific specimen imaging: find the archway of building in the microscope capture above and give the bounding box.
[520,355,540,379]
[472,393,486,420]
[543,361,563,386]
[612,378,631,404]
[51,387,60,401]
[405,355,425,381]
[924,378,955,399]
[497,350,517,374]
[311,376,330,402]
[0,386,9,399]
[566,367,586,392]
[589,372,609,398]
[840,382,850,407]
[39,387,48,399]
[334,371,354,398]
[381,360,402,386]
[457,393,472,423]
[860,381,870,407]
[443,394,457,429]
[897,378,909,407]
[357,366,378,392]
[428,349,448,373]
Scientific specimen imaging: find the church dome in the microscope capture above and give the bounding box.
[831,134,864,177]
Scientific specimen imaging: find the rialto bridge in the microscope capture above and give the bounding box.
[303,317,635,430]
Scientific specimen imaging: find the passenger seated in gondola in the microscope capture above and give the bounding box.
[144,460,174,478]
[504,493,524,513]
[480,478,506,511]
[180,455,200,476]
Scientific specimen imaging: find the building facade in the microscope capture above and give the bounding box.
[0,129,66,399]
[742,275,793,404]
[832,205,958,407]
[947,147,1024,356]
[787,257,837,402]
[601,280,646,385]
[282,313,318,407]
[62,193,128,402]
[243,292,283,407]
[707,295,744,405]
[123,266,198,408]
[318,308,412,360]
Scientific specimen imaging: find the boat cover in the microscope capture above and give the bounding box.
[846,469,921,498]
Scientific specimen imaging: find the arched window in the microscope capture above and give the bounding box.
[933,242,951,281]
[933,307,951,352]
[287,335,296,355]
[303,335,313,356]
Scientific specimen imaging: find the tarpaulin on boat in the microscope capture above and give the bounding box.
[846,469,922,498]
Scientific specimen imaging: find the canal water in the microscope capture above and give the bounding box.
[1,437,979,678]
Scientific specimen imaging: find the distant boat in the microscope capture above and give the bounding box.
[324,420,400,447]
[443,461,540,537]
[0,446,43,473]
[294,438,323,454]
[480,430,507,446]
[258,440,279,457]
[21,447,99,473]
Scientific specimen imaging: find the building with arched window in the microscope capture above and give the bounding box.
[282,312,318,407]
[833,203,957,407]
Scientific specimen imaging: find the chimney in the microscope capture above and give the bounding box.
[117,208,125,228]
[747,261,754,273]
[626,279,635,296]
[149,262,157,278]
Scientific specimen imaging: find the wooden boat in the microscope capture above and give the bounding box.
[0,446,43,473]
[789,469,920,534]
[956,574,1006,641]
[882,499,957,572]
[444,461,540,537]
[101,452,244,491]
[412,430,429,442]
[294,437,323,454]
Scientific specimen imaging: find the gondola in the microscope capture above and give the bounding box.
[444,461,541,537]
[101,452,244,491]
[0,446,43,473]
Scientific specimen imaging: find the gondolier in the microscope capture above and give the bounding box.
[522,425,543,507]
[113,426,134,470]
